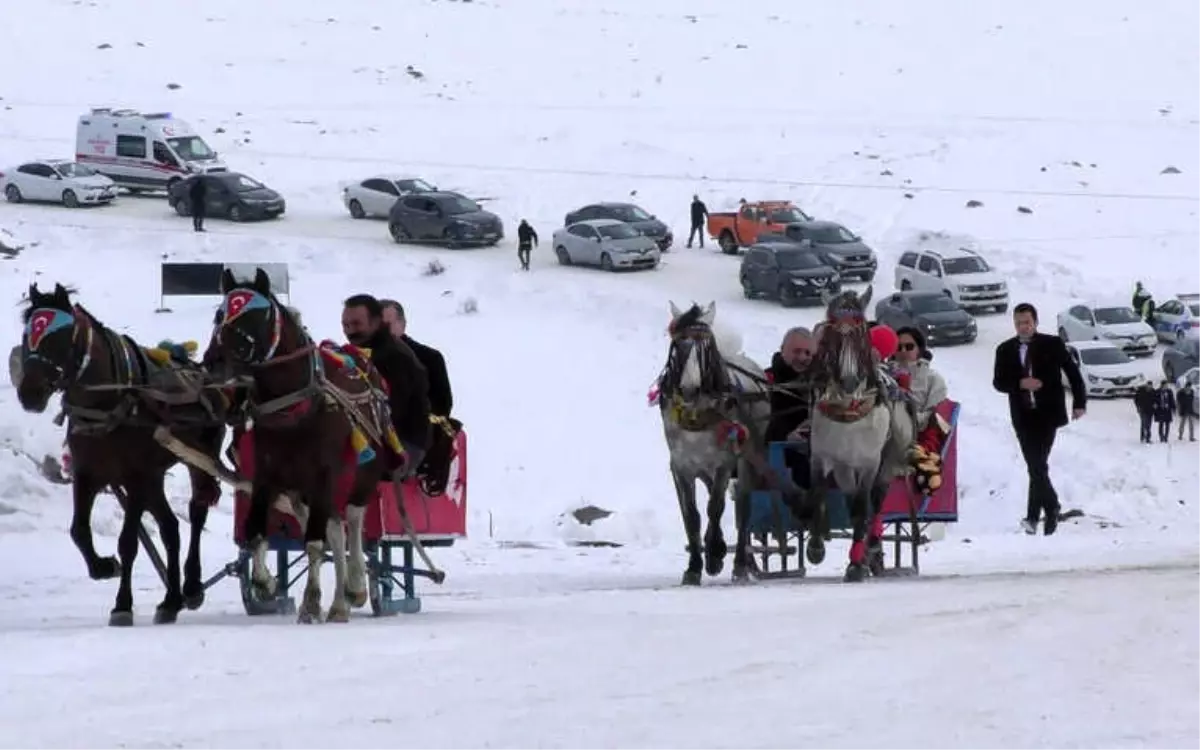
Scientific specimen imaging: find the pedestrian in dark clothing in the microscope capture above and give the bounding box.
[188,177,207,232]
[687,195,708,248]
[342,294,432,477]
[1177,382,1197,441]
[992,302,1087,536]
[517,219,538,270]
[1153,380,1176,442]
[1134,381,1156,443]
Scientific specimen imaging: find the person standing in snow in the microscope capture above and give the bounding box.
[1177,381,1197,441]
[687,194,708,248]
[188,177,208,232]
[1153,380,1176,443]
[992,302,1087,536]
[1134,380,1157,444]
[516,219,538,271]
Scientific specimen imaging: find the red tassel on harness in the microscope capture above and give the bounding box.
[717,420,749,451]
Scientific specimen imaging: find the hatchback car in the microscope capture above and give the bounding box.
[1056,302,1157,356]
[551,219,660,271]
[1064,341,1146,398]
[563,202,673,251]
[168,172,286,221]
[874,291,977,346]
[343,175,438,219]
[1162,337,1200,383]
[1,159,117,207]
[388,191,503,248]
[739,242,840,307]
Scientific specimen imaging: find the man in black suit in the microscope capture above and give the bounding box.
[380,300,453,418]
[992,302,1087,535]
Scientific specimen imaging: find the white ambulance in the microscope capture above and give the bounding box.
[75,108,227,192]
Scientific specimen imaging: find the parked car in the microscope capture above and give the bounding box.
[758,220,877,281]
[563,202,672,251]
[1152,293,1200,343]
[1,160,117,207]
[551,219,660,271]
[342,175,438,219]
[168,172,285,221]
[1055,302,1157,357]
[1162,337,1200,383]
[893,246,1009,313]
[708,200,813,254]
[873,291,977,346]
[1063,341,1146,398]
[388,191,503,248]
[739,241,840,307]
[1177,366,1199,389]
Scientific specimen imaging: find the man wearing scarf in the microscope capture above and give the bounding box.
[992,302,1087,535]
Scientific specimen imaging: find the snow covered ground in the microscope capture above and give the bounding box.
[0,0,1197,746]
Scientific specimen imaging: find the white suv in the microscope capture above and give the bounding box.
[893,247,1009,313]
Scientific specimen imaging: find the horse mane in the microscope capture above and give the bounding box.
[659,304,732,398]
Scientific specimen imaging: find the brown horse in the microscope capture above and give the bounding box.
[16,283,227,625]
[203,268,393,623]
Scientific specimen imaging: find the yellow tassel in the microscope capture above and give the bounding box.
[144,348,171,365]
[349,427,369,455]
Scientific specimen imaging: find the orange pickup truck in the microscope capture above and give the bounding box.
[707,200,813,255]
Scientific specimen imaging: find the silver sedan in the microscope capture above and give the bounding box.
[551,219,661,271]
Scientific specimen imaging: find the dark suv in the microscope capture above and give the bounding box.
[739,242,841,307]
[387,191,504,248]
[759,220,877,281]
[168,171,285,222]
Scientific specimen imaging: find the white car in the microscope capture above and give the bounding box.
[342,175,438,219]
[551,219,661,271]
[1177,366,1199,389]
[1152,293,1200,343]
[1,160,117,207]
[893,246,1009,313]
[1056,302,1157,357]
[1063,340,1146,398]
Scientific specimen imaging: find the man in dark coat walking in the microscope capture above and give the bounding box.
[188,176,208,232]
[1134,381,1156,443]
[1153,380,1176,442]
[687,195,708,248]
[1177,381,1197,441]
[992,302,1087,535]
[342,294,432,477]
[516,219,538,271]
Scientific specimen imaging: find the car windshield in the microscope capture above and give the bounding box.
[54,163,98,178]
[942,256,990,274]
[402,179,435,192]
[908,295,959,314]
[1093,307,1140,325]
[440,196,480,214]
[778,251,823,270]
[1080,347,1130,366]
[610,205,652,222]
[1189,303,1199,316]
[807,225,857,244]
[166,136,216,161]
[225,175,265,192]
[768,207,810,223]
[597,223,639,240]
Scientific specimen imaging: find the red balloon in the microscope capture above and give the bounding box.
[869,324,899,361]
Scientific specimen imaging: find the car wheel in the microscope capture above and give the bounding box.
[900,280,911,291]
[741,276,755,299]
[600,252,614,271]
[1058,327,1069,342]
[174,200,191,217]
[389,223,411,243]
[4,184,22,203]
[777,284,795,307]
[719,232,738,255]
[555,246,571,266]
[228,204,244,222]
[348,199,366,219]
[62,189,79,208]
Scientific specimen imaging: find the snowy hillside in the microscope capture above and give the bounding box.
[0,0,1197,745]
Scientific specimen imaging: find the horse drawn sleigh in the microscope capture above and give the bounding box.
[16,275,465,626]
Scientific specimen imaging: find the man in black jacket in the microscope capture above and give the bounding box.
[992,302,1087,535]
[687,195,708,249]
[1134,381,1156,443]
[342,294,432,476]
[380,299,452,418]
[765,327,816,505]
[516,219,538,271]
[188,177,207,232]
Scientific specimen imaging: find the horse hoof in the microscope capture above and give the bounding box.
[184,591,206,611]
[108,610,134,627]
[805,538,827,565]
[345,589,368,609]
[731,567,753,585]
[681,570,702,586]
[843,564,867,583]
[296,609,322,624]
[90,556,122,581]
[326,607,351,624]
[704,556,725,577]
[252,580,278,600]
[153,607,179,625]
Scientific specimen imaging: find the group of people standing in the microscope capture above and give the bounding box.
[1135,379,1196,443]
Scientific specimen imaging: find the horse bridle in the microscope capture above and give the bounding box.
[22,306,96,391]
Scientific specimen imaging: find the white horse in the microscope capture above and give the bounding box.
[656,301,771,585]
